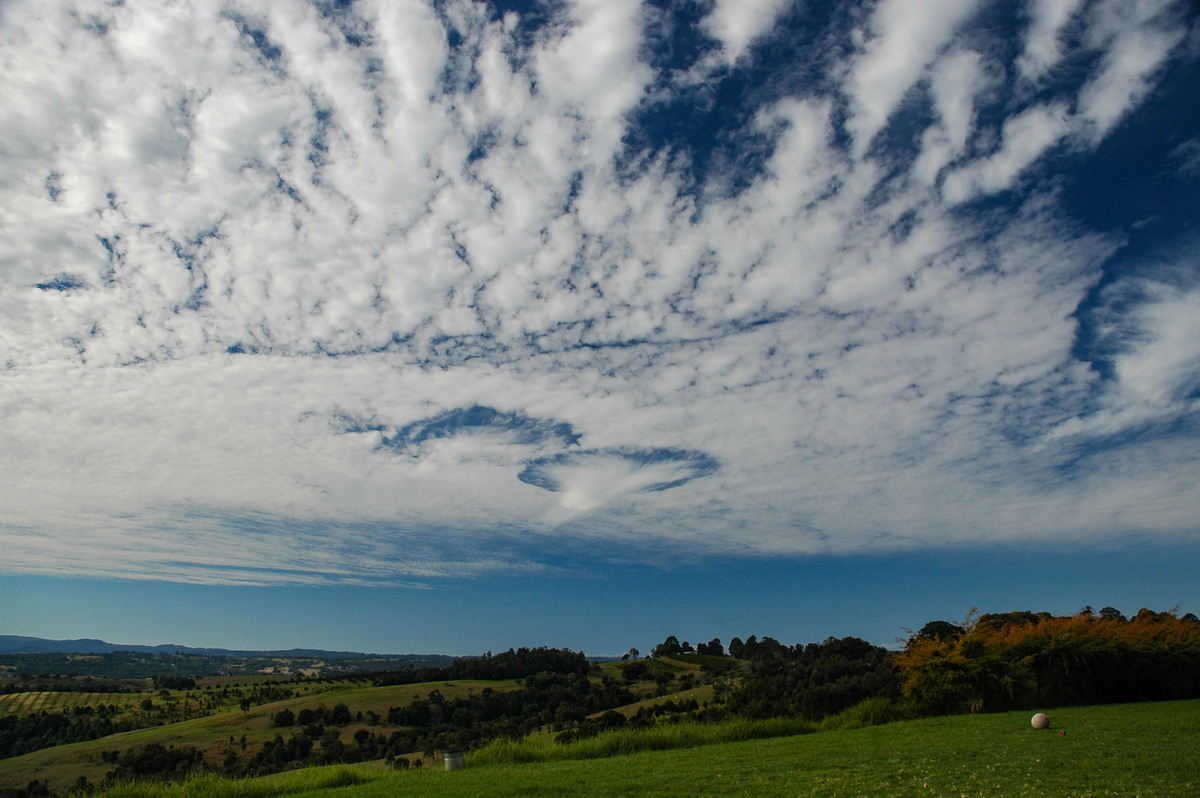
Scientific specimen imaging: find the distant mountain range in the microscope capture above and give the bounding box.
[0,634,397,658]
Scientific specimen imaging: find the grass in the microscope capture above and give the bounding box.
[469,716,816,765]
[601,684,716,719]
[82,766,386,798]
[0,679,520,790]
[304,699,1200,797]
[0,691,149,716]
[81,699,1200,798]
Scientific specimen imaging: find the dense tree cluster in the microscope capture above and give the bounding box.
[271,702,355,730]
[368,647,590,686]
[0,705,138,759]
[383,671,634,752]
[895,608,1200,714]
[722,636,899,721]
[100,743,205,783]
[727,635,792,660]
[0,651,453,681]
[228,666,636,777]
[1,677,135,695]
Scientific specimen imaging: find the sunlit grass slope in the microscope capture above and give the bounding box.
[91,699,1199,798]
[0,692,149,716]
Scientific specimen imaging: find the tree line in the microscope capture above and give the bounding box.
[0,705,139,759]
[895,607,1200,714]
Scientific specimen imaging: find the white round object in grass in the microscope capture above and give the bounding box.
[1031,713,1050,729]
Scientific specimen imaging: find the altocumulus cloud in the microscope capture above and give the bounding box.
[0,0,1198,585]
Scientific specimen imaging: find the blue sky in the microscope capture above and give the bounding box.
[2,0,1198,656]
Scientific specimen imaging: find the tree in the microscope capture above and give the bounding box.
[622,661,649,681]
[652,636,682,657]
[914,621,965,643]
[628,648,639,660]
[895,607,1200,713]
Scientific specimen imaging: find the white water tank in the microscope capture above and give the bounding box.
[443,749,465,771]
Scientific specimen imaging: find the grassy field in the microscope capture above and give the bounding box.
[0,680,364,720]
[82,699,1200,798]
[0,691,149,716]
[602,684,716,719]
[0,679,521,790]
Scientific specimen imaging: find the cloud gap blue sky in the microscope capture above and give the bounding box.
[1,0,1198,650]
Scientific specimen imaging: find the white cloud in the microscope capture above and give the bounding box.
[844,0,981,156]
[700,0,792,64]
[942,102,1071,202]
[1,0,1197,585]
[1088,265,1200,418]
[1016,0,1087,83]
[1114,289,1200,404]
[1171,137,1200,178]
[1075,0,1187,142]
[913,48,994,185]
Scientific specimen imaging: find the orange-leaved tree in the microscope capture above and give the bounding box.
[894,607,1200,715]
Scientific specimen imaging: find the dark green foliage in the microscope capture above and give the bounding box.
[101,743,205,782]
[0,651,452,681]
[233,668,636,777]
[274,703,354,730]
[1098,606,1126,621]
[0,676,137,695]
[368,647,589,686]
[620,661,649,681]
[385,671,634,739]
[0,779,51,798]
[329,704,353,725]
[652,636,682,657]
[723,636,899,722]
[738,635,788,660]
[973,610,1051,632]
[0,706,139,758]
[554,709,627,743]
[915,620,964,641]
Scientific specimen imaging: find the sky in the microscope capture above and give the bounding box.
[1,0,1199,657]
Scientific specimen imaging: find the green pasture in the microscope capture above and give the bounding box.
[86,699,1200,798]
[0,691,147,717]
[603,684,716,719]
[0,679,523,790]
[267,679,521,715]
[656,653,736,672]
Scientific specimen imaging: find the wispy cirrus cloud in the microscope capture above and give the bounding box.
[1,0,1197,587]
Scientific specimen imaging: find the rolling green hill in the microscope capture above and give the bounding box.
[67,699,1200,798]
[0,679,522,791]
